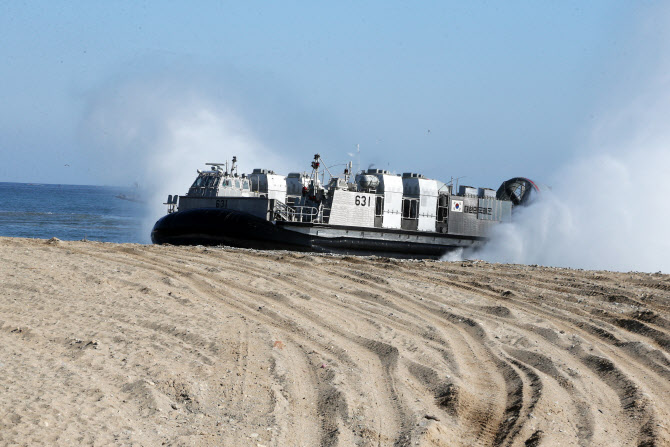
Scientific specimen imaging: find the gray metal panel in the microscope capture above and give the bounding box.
[401,219,419,231]
[477,198,494,221]
[178,196,271,219]
[448,196,511,237]
[458,185,478,196]
[465,198,513,222]
[477,198,500,221]
[448,196,479,236]
[478,188,496,198]
[285,225,485,250]
[499,200,512,222]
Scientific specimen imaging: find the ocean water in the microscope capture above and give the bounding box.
[0,182,146,243]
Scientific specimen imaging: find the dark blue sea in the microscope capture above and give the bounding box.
[0,182,147,243]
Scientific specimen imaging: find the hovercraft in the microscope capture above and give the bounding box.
[151,155,540,259]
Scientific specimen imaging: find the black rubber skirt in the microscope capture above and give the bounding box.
[151,208,311,250]
[151,208,473,258]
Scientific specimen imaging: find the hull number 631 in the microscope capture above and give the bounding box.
[355,195,371,206]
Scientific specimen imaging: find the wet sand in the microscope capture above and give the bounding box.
[1,236,669,446]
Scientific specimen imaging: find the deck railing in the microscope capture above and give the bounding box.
[272,201,321,223]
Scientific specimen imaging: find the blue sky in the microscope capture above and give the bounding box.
[0,1,660,189]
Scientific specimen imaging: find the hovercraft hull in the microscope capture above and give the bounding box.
[151,208,310,250]
[151,208,484,259]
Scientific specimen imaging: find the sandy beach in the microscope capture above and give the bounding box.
[1,236,669,446]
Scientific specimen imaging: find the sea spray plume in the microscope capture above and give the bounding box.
[442,247,465,262]
[464,189,574,268]
[447,4,670,273]
[449,123,670,273]
[79,77,288,242]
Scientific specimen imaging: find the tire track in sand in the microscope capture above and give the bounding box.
[1,238,670,446]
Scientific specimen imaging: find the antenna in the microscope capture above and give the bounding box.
[327,162,355,183]
[205,162,226,171]
[231,155,238,176]
[356,144,360,174]
[311,153,334,184]
[449,176,466,193]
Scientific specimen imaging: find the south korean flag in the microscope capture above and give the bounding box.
[451,200,463,212]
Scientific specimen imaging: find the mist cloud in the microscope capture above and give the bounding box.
[443,5,670,273]
[79,74,293,242]
[470,147,670,272]
[453,70,670,272]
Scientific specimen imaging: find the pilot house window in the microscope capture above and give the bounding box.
[191,176,206,188]
[402,198,419,219]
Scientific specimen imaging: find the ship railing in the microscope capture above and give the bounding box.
[164,194,178,214]
[273,200,295,222]
[291,206,320,223]
[271,200,322,223]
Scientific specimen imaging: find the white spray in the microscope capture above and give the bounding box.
[79,76,289,242]
[452,87,670,272]
[447,5,670,273]
[473,148,670,272]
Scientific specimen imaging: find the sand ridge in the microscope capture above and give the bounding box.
[1,237,669,446]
